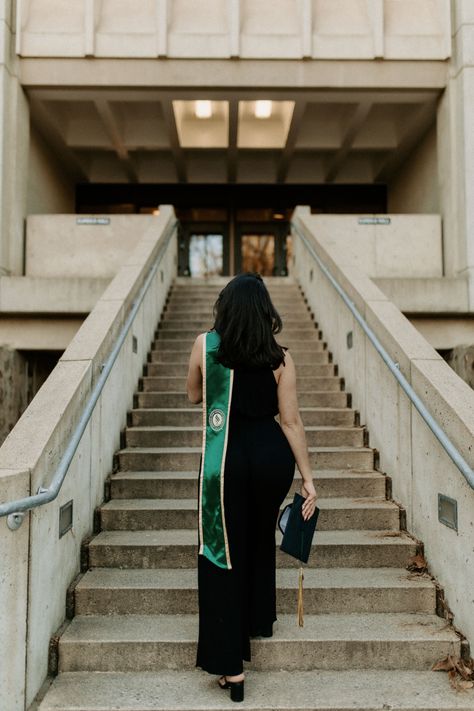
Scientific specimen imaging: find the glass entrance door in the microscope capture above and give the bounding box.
[178,222,229,276]
[189,234,224,277]
[235,222,290,276]
[240,233,275,275]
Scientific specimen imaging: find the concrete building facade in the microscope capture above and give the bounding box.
[1,2,474,345]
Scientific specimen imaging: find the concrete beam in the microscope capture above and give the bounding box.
[161,99,187,183]
[325,102,373,183]
[94,98,138,183]
[227,98,238,182]
[276,99,306,183]
[19,59,449,90]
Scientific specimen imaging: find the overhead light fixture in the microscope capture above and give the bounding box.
[273,211,285,220]
[255,100,272,119]
[195,100,213,119]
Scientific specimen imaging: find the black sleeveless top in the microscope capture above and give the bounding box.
[229,364,279,419]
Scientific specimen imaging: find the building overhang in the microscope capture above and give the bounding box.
[24,75,445,186]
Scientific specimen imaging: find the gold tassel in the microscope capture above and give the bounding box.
[297,566,304,627]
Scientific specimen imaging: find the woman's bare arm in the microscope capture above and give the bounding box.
[186,333,205,404]
[276,349,318,518]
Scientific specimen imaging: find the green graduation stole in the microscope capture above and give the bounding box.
[198,329,234,570]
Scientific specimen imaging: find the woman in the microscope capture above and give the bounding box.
[186,272,318,702]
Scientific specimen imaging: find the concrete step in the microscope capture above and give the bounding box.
[170,286,301,294]
[74,567,436,616]
[169,283,299,288]
[167,294,304,303]
[88,529,418,569]
[145,362,336,377]
[130,406,355,427]
[166,304,309,320]
[116,445,374,471]
[37,668,474,711]
[297,401,353,418]
[167,288,306,296]
[109,469,386,500]
[168,287,302,295]
[138,375,342,393]
[153,328,322,341]
[136,391,349,408]
[158,317,316,329]
[164,305,312,317]
[57,613,460,672]
[98,496,400,531]
[125,425,365,447]
[168,286,302,293]
[151,336,327,355]
[151,338,327,351]
[148,348,331,363]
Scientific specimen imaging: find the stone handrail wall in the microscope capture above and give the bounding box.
[292,206,474,649]
[16,0,451,60]
[0,206,177,711]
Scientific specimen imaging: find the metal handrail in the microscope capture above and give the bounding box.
[291,218,474,491]
[0,219,178,525]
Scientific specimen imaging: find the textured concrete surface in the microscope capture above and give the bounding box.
[74,567,436,616]
[116,445,375,471]
[57,613,460,672]
[98,495,400,531]
[88,528,418,569]
[109,468,386,500]
[37,669,474,711]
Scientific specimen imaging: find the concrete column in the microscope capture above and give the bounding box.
[0,1,30,276]
[439,1,474,307]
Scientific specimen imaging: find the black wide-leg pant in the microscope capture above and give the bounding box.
[195,414,296,676]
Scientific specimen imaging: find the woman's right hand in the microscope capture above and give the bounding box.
[300,479,318,521]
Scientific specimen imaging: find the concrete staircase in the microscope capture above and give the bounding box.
[37,278,471,710]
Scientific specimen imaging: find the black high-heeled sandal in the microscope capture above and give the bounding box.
[218,675,245,702]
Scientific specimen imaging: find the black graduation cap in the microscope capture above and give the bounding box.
[278,492,320,627]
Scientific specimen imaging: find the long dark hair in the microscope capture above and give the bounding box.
[212,272,288,369]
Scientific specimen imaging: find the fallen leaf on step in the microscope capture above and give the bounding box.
[448,669,458,690]
[453,656,474,680]
[432,654,456,671]
[432,652,474,692]
[406,553,427,572]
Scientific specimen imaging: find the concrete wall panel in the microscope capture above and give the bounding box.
[25,215,159,278]
[296,214,443,279]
